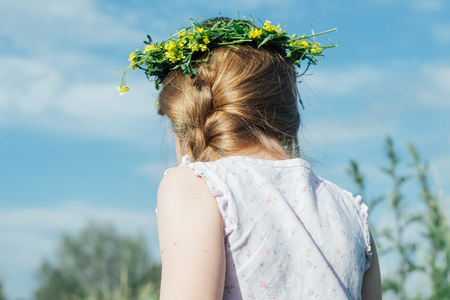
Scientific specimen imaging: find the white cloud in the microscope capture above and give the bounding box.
[303,61,450,111]
[2,52,449,148]
[136,160,177,182]
[0,0,145,50]
[0,0,165,144]
[297,65,398,148]
[0,202,159,300]
[434,24,450,43]
[0,0,168,145]
[298,64,394,112]
[371,0,445,11]
[171,0,297,12]
[411,0,445,11]
[0,0,448,148]
[292,61,450,185]
[299,112,395,148]
[0,55,164,143]
[4,54,448,148]
[414,64,450,109]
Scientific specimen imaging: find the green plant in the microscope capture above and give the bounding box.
[34,223,161,300]
[347,161,383,229]
[408,144,450,299]
[379,137,424,298]
[347,137,450,299]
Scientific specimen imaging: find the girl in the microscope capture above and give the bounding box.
[122,17,381,299]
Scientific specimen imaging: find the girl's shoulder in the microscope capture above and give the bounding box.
[159,165,208,201]
[157,165,226,298]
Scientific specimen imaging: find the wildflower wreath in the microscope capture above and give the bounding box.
[117,16,336,95]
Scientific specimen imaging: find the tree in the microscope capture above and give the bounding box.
[0,280,6,300]
[34,223,161,300]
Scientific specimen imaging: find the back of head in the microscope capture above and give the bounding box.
[158,44,300,162]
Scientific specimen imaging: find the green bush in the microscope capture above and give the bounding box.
[349,137,450,299]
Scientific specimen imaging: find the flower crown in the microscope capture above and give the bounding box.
[117,16,336,95]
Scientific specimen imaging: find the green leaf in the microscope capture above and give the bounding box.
[233,24,244,33]
[258,35,273,48]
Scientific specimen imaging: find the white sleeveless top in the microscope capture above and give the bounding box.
[179,155,371,300]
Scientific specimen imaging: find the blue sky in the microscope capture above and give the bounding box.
[1,0,449,298]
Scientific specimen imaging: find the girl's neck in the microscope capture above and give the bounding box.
[230,140,293,161]
[175,133,294,163]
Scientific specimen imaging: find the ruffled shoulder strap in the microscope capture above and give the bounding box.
[180,154,191,165]
[354,195,372,271]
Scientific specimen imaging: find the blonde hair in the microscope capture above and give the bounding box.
[157,44,300,162]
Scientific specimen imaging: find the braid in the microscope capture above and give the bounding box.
[158,44,300,162]
[174,77,215,159]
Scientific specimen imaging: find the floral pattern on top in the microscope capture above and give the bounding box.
[175,155,371,300]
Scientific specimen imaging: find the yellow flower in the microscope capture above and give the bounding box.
[298,40,310,47]
[299,40,310,47]
[144,44,160,53]
[188,41,200,51]
[144,45,152,53]
[116,84,130,96]
[164,51,185,63]
[249,28,263,39]
[187,35,208,51]
[177,52,186,61]
[288,39,311,50]
[178,38,187,46]
[164,41,185,63]
[164,41,177,52]
[164,40,187,62]
[178,30,187,39]
[128,50,139,69]
[196,27,204,33]
[263,20,277,33]
[310,42,323,55]
[276,24,282,33]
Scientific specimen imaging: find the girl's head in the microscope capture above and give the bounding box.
[119,17,336,161]
[157,44,300,162]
